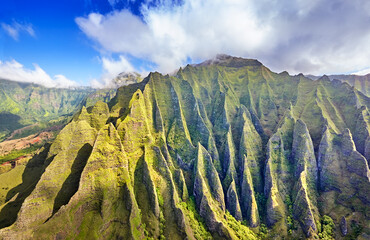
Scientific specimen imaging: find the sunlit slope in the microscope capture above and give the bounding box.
[307,74,370,97]
[0,79,115,142]
[0,56,369,239]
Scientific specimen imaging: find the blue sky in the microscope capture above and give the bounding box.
[1,0,370,88]
[0,0,133,86]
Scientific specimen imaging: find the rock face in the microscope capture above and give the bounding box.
[0,56,369,239]
[340,216,348,236]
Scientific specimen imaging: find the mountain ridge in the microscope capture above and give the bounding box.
[0,78,116,142]
[306,74,370,97]
[0,56,369,239]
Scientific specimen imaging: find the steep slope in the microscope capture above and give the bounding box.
[307,74,370,97]
[0,79,116,142]
[0,55,369,239]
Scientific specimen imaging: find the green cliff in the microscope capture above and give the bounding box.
[0,55,369,239]
[0,79,116,142]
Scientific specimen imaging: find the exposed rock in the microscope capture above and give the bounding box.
[194,143,225,211]
[241,155,259,227]
[174,169,189,201]
[318,127,340,191]
[342,128,356,156]
[292,119,317,183]
[239,106,263,192]
[264,152,285,228]
[226,180,242,221]
[365,136,370,163]
[1,56,370,239]
[340,216,348,236]
[293,171,317,237]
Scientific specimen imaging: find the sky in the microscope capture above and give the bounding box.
[0,0,370,88]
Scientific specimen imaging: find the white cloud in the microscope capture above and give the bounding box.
[0,59,78,88]
[76,0,370,75]
[353,68,370,76]
[1,21,35,41]
[90,55,135,88]
[53,75,80,88]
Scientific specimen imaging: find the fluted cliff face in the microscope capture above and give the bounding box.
[306,74,370,98]
[0,56,369,239]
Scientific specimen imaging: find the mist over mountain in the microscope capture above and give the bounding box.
[0,56,368,239]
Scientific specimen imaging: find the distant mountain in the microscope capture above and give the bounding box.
[306,74,370,97]
[112,72,142,88]
[0,79,115,142]
[0,56,368,239]
[83,88,117,109]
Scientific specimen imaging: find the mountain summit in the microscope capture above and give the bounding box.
[112,72,142,88]
[0,57,369,239]
[195,54,262,68]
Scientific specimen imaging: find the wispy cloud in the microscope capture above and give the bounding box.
[0,59,78,88]
[1,21,35,41]
[77,0,370,75]
[90,55,136,88]
[107,0,121,7]
[353,68,370,76]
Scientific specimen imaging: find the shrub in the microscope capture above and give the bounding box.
[318,215,335,239]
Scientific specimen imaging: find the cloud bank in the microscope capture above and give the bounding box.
[1,21,35,41]
[76,0,370,75]
[353,68,370,76]
[0,60,78,88]
[90,55,135,88]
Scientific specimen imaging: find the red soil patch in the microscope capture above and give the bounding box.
[0,131,53,156]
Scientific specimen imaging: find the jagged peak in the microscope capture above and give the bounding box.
[194,54,262,68]
[295,119,309,133]
[147,71,164,80]
[197,141,206,154]
[176,67,184,76]
[3,51,370,239]
[318,75,331,82]
[279,71,290,76]
[274,104,296,131]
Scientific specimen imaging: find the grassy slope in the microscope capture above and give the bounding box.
[0,79,115,142]
[0,56,369,239]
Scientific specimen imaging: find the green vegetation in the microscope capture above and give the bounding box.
[178,197,212,239]
[0,165,26,205]
[345,222,363,240]
[256,192,267,218]
[225,210,257,239]
[284,196,297,233]
[0,56,369,239]
[0,144,41,164]
[156,187,164,207]
[0,79,115,142]
[258,223,268,239]
[318,215,335,239]
[315,74,370,97]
